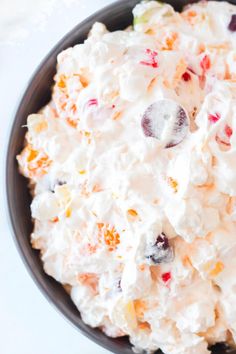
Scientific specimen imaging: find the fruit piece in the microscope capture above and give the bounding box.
[141,99,189,148]
[161,272,171,283]
[167,177,178,193]
[138,322,151,330]
[127,209,138,217]
[65,208,71,218]
[146,233,174,264]
[187,10,197,17]
[66,117,77,128]
[155,234,169,249]
[27,148,38,162]
[225,124,233,138]
[98,224,120,251]
[208,113,221,124]
[71,104,77,113]
[18,145,52,178]
[228,14,236,31]
[204,261,224,277]
[162,32,178,51]
[112,111,122,121]
[209,261,224,277]
[57,74,66,89]
[182,71,191,82]
[133,8,158,26]
[133,2,172,27]
[140,49,158,68]
[127,209,139,221]
[97,222,104,230]
[104,228,120,250]
[87,99,98,107]
[134,299,146,319]
[216,124,233,147]
[200,55,211,71]
[134,15,148,26]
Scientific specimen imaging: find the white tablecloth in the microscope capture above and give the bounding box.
[0,1,115,353]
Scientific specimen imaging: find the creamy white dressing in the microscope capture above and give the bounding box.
[17,1,236,353]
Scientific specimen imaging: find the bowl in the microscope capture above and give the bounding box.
[6,0,236,353]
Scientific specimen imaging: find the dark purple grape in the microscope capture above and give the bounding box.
[228,14,236,32]
[210,343,230,354]
[154,233,170,250]
[141,99,189,148]
[146,232,174,264]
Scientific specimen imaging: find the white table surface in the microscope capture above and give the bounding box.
[0,1,118,353]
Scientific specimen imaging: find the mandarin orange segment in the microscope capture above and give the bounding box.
[167,177,178,193]
[204,260,224,277]
[21,146,52,177]
[209,261,224,277]
[65,208,72,218]
[134,299,147,319]
[138,322,151,331]
[97,223,120,251]
[27,149,38,162]
[66,117,78,128]
[57,75,67,88]
[104,227,120,250]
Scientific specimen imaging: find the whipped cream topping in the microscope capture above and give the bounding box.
[17,1,236,353]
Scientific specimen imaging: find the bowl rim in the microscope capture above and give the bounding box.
[5,1,138,353]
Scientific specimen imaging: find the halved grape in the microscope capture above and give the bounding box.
[228,14,236,32]
[133,4,162,26]
[133,2,172,27]
[141,99,189,148]
[145,233,174,264]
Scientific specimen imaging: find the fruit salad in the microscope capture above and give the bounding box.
[17,1,236,353]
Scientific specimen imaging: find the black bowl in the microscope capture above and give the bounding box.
[6,0,236,353]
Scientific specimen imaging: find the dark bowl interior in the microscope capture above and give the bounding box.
[6,0,236,353]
